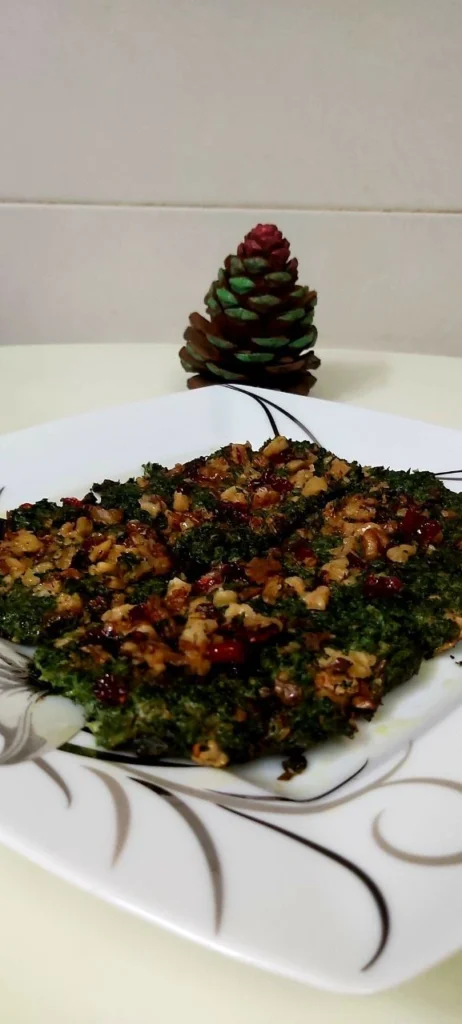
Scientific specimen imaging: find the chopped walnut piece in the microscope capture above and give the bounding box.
[173,491,190,512]
[302,476,328,498]
[387,544,417,564]
[229,443,251,465]
[245,554,281,583]
[199,457,230,480]
[81,644,112,665]
[329,458,351,480]
[9,530,43,555]
[35,577,62,597]
[224,602,282,631]
[318,647,376,680]
[318,646,346,668]
[361,527,387,560]
[192,740,229,768]
[438,614,462,651]
[179,607,218,675]
[274,671,303,706]
[89,538,113,563]
[220,486,247,504]
[314,672,352,705]
[21,568,40,588]
[55,592,83,616]
[321,556,349,582]
[166,577,192,613]
[139,495,164,518]
[58,522,76,538]
[352,691,376,711]
[55,548,76,570]
[252,487,280,509]
[102,603,134,623]
[303,586,330,610]
[285,576,306,596]
[342,496,376,522]
[75,517,93,537]
[122,639,181,676]
[90,507,123,525]
[262,576,283,603]
[291,468,314,489]
[0,555,26,578]
[263,436,289,458]
[347,650,377,678]
[213,588,238,608]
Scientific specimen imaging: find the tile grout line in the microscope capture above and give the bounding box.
[0,199,461,216]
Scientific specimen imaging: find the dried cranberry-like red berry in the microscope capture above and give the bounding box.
[291,538,314,562]
[208,639,246,664]
[419,519,443,545]
[87,595,108,616]
[218,502,250,526]
[94,673,129,705]
[195,568,224,594]
[363,574,404,599]
[256,469,292,495]
[222,562,248,584]
[347,550,366,569]
[401,508,442,546]
[129,630,150,644]
[84,626,109,646]
[268,475,292,496]
[401,507,425,537]
[62,497,85,508]
[181,456,206,481]
[246,625,279,645]
[374,505,392,523]
[70,549,89,570]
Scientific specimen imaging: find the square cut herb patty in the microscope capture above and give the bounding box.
[32,578,421,762]
[273,467,462,656]
[0,438,358,642]
[1,440,461,766]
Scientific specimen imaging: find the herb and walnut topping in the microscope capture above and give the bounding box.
[1,439,461,767]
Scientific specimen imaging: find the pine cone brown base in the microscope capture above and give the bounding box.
[187,364,320,396]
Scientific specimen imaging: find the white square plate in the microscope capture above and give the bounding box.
[0,385,461,994]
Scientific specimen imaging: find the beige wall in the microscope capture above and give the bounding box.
[0,0,461,354]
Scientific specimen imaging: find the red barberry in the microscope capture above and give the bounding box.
[291,539,314,562]
[94,673,129,706]
[208,639,246,664]
[195,568,224,594]
[363,574,404,599]
[419,520,443,545]
[246,625,279,645]
[401,507,425,537]
[62,497,85,508]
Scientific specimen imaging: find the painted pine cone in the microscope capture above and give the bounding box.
[180,224,320,395]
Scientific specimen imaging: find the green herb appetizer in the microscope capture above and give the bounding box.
[1,438,460,766]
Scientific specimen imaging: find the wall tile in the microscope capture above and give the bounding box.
[0,1,461,210]
[0,205,460,354]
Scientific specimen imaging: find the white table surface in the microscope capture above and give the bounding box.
[0,343,461,1024]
